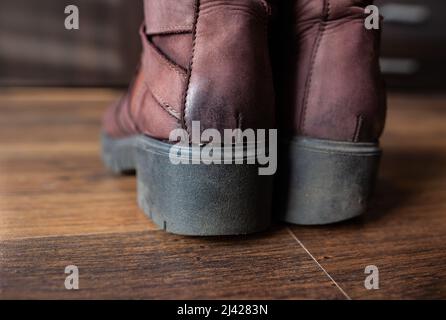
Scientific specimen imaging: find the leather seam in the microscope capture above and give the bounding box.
[296,146,380,157]
[135,89,149,126]
[125,75,142,133]
[148,30,192,37]
[114,95,131,136]
[300,0,330,134]
[257,0,271,16]
[125,92,139,133]
[144,83,182,121]
[353,114,364,142]
[149,41,188,76]
[144,29,186,78]
[183,0,201,134]
[144,37,188,79]
[145,25,193,35]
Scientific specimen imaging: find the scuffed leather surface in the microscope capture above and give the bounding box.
[185,0,275,134]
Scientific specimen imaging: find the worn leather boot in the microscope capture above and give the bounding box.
[273,0,387,224]
[102,0,275,235]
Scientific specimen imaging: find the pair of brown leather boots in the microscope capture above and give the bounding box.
[102,0,386,236]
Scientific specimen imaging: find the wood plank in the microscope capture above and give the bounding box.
[0,88,344,299]
[0,88,157,240]
[1,89,445,299]
[289,94,446,299]
[0,228,344,299]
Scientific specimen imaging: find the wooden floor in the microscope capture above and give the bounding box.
[0,88,445,299]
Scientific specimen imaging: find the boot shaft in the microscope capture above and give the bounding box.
[144,0,275,138]
[275,0,386,142]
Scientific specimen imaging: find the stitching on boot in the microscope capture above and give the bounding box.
[113,95,130,135]
[115,95,136,136]
[300,0,330,134]
[145,83,182,120]
[353,114,364,142]
[126,81,142,133]
[237,113,243,130]
[146,26,193,35]
[135,90,150,126]
[257,0,271,16]
[145,36,188,78]
[183,0,201,135]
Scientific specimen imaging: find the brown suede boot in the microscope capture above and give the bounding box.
[273,0,387,224]
[102,0,275,235]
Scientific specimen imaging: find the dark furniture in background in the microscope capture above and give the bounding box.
[0,0,143,86]
[0,0,444,89]
[376,0,446,90]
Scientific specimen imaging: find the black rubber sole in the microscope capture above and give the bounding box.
[101,134,273,236]
[278,136,381,225]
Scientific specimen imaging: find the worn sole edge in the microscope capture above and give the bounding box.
[278,136,382,225]
[101,133,273,236]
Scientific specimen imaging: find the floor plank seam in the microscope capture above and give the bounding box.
[0,228,162,242]
[286,227,352,300]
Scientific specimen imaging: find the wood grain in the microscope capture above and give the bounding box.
[1,89,445,299]
[290,94,446,299]
[0,228,344,299]
[0,88,157,240]
[0,88,343,299]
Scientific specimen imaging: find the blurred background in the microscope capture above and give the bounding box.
[0,0,445,90]
[1,0,446,301]
[0,0,143,86]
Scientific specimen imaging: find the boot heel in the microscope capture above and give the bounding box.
[135,135,273,236]
[279,137,381,225]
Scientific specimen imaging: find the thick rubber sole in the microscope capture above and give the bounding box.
[101,133,272,236]
[278,136,381,225]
